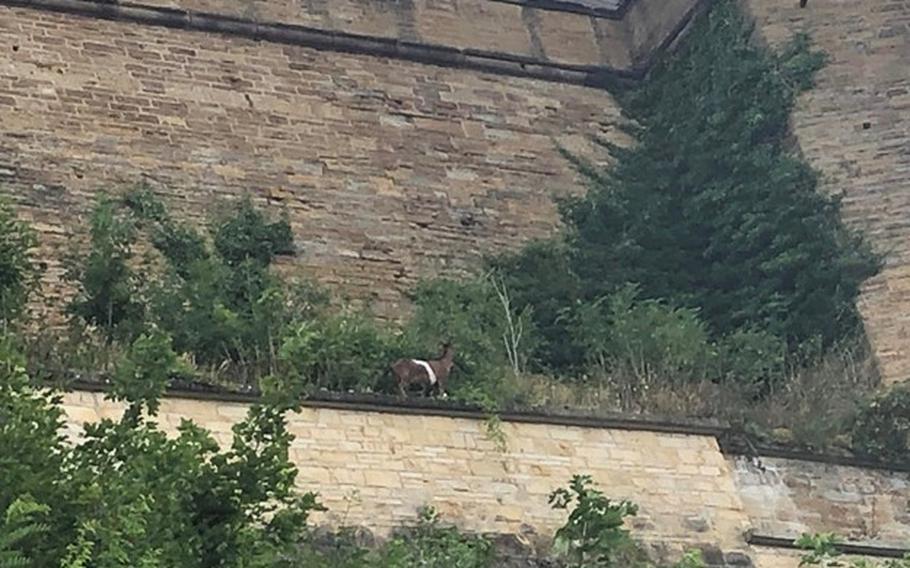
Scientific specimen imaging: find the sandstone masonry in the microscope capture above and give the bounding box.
[2,0,909,381]
[59,388,910,567]
[746,0,910,384]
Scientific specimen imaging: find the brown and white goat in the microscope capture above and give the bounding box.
[391,343,455,398]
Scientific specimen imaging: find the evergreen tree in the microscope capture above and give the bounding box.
[500,0,880,368]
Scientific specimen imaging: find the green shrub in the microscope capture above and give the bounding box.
[573,284,713,381]
[65,197,144,343]
[279,308,403,393]
[64,189,315,383]
[715,328,787,395]
[851,385,910,463]
[0,328,324,567]
[563,0,877,351]
[549,474,647,568]
[0,496,50,567]
[379,506,493,568]
[488,240,582,372]
[0,200,39,325]
[406,275,536,389]
[110,329,184,418]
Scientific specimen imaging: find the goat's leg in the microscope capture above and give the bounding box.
[397,378,407,398]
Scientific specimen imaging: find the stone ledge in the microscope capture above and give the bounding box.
[491,0,632,19]
[720,437,910,474]
[746,532,910,559]
[65,379,910,473]
[2,0,707,85]
[67,379,728,437]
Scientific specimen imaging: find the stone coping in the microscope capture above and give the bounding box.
[65,380,910,473]
[746,533,910,559]
[68,379,728,436]
[490,0,632,19]
[720,438,910,474]
[2,0,700,85]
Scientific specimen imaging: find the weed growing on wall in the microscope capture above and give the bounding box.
[798,533,910,567]
[851,385,910,463]
[0,199,39,326]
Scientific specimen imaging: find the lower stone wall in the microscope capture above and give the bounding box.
[60,389,910,566]
[731,456,910,548]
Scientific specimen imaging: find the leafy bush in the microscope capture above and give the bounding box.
[65,197,145,343]
[715,328,787,396]
[406,275,536,392]
[488,240,582,372]
[110,329,186,417]
[0,200,39,325]
[549,475,706,568]
[851,385,910,463]
[565,0,877,349]
[0,333,324,567]
[549,474,646,567]
[63,189,314,383]
[0,334,68,566]
[379,506,493,568]
[279,308,403,393]
[0,496,50,567]
[135,194,299,378]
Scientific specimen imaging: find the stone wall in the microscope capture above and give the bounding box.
[89,0,700,73]
[0,3,625,318]
[745,0,910,384]
[4,0,910,383]
[59,388,910,567]
[733,456,910,548]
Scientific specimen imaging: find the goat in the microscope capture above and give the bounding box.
[391,343,455,398]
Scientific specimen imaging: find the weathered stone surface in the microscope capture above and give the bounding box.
[108,0,695,72]
[0,4,622,319]
[59,391,753,552]
[731,455,910,548]
[58,390,910,567]
[746,0,910,384]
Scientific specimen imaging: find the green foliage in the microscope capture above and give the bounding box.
[549,474,646,567]
[378,506,493,568]
[65,197,145,342]
[212,199,293,267]
[60,188,317,383]
[0,200,39,325]
[495,0,879,385]
[286,508,494,568]
[0,326,324,567]
[572,284,713,383]
[110,329,184,417]
[851,385,910,463]
[672,550,706,568]
[407,275,536,389]
[0,496,49,568]
[715,328,787,395]
[133,192,299,377]
[797,533,910,567]
[564,0,876,349]
[488,240,581,371]
[0,336,67,550]
[279,308,403,393]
